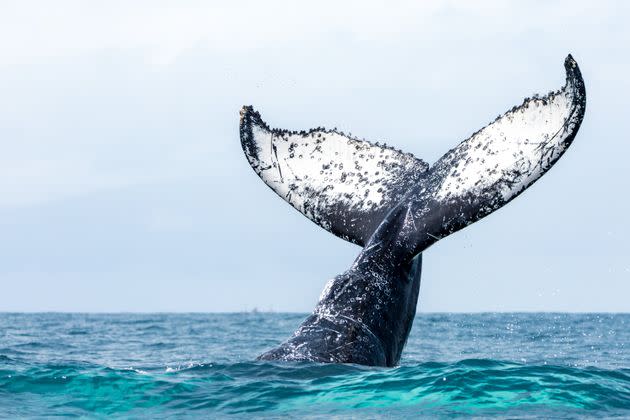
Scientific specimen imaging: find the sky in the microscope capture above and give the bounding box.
[0,1,628,312]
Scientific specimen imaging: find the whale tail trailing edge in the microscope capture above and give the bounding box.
[240,55,586,255]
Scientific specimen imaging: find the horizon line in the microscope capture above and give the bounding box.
[1,310,628,315]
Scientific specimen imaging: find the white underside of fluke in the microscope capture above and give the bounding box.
[435,84,578,202]
[247,125,423,213]
[241,55,585,246]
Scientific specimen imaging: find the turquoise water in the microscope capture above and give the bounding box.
[0,313,628,418]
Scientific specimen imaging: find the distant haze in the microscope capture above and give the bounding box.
[0,1,628,312]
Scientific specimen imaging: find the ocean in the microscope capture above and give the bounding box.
[0,313,628,418]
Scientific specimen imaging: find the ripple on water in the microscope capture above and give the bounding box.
[0,313,628,418]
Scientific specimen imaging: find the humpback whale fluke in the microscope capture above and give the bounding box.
[240,55,586,366]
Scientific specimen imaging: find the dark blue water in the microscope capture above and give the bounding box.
[0,313,628,418]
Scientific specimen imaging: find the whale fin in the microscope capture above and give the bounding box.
[240,108,430,246]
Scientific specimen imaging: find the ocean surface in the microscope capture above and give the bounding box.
[0,313,628,418]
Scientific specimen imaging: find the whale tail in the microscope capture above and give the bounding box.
[244,56,586,367]
[240,55,586,255]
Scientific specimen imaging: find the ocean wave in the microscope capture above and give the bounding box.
[1,312,628,418]
[1,359,628,417]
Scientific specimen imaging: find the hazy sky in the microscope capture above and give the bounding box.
[1,1,628,312]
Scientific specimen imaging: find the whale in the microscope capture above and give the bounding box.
[239,55,586,366]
